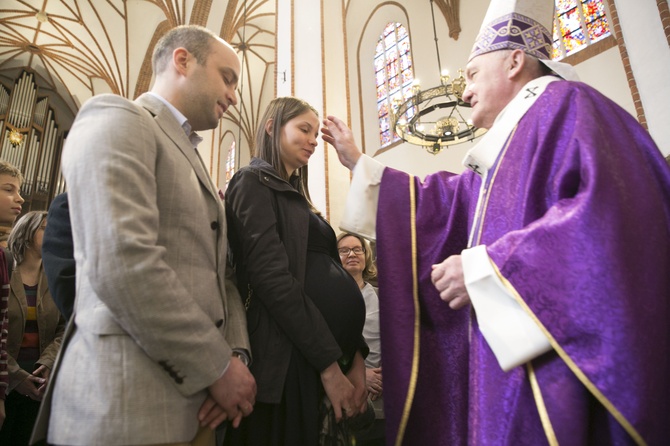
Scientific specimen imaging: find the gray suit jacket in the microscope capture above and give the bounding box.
[35,93,248,445]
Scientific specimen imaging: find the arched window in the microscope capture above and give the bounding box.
[375,23,415,148]
[225,141,236,184]
[553,0,611,60]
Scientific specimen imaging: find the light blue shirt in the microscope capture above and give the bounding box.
[147,92,203,148]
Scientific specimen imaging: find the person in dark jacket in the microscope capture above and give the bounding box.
[41,192,75,320]
[0,211,66,445]
[225,96,369,446]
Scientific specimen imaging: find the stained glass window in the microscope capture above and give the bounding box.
[226,141,236,184]
[375,23,414,148]
[553,0,611,60]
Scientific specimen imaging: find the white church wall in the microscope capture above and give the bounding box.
[571,45,635,118]
[613,0,670,155]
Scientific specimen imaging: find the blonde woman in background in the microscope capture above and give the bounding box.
[337,232,384,446]
[0,211,65,445]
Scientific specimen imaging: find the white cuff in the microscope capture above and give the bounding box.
[462,245,552,371]
[339,155,385,241]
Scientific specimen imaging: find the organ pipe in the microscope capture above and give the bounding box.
[0,87,9,116]
[0,70,65,210]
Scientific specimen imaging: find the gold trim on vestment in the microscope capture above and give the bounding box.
[473,125,645,446]
[528,362,559,446]
[395,176,420,446]
[493,264,646,446]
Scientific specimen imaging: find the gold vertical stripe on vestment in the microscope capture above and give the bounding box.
[528,362,559,446]
[474,124,645,446]
[395,176,420,446]
[491,263,646,446]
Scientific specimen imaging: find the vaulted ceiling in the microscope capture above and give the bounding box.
[0,0,276,142]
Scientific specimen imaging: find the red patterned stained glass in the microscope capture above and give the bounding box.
[388,75,401,92]
[380,115,390,132]
[386,65,399,86]
[375,40,384,56]
[398,38,410,55]
[552,0,610,60]
[400,54,412,72]
[375,23,414,148]
[586,17,609,42]
[386,50,398,77]
[377,84,387,101]
[401,68,413,85]
[387,65,399,86]
[552,19,561,56]
[226,141,236,183]
[380,129,392,146]
[556,0,577,14]
[385,31,396,48]
[560,7,582,33]
[378,100,389,116]
[375,69,385,86]
[400,54,410,70]
[582,0,606,22]
[374,56,385,73]
[552,40,562,59]
[386,46,399,61]
[564,28,587,54]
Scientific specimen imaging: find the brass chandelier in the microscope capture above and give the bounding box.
[391,0,485,154]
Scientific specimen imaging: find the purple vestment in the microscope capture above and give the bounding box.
[377,81,670,445]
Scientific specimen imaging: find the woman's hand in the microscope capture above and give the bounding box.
[320,362,355,422]
[346,351,369,415]
[15,374,45,401]
[365,366,383,400]
[33,364,51,395]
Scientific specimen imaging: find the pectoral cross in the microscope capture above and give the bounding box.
[525,87,539,99]
[467,163,482,175]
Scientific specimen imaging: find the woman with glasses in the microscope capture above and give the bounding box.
[0,211,65,445]
[225,97,369,446]
[336,232,385,446]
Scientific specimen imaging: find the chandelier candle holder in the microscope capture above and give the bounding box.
[391,0,486,154]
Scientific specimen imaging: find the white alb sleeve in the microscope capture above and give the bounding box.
[462,245,552,371]
[338,154,385,241]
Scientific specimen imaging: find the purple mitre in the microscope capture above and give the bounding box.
[469,12,553,61]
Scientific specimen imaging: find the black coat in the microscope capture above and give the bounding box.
[226,158,342,403]
[42,192,76,320]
